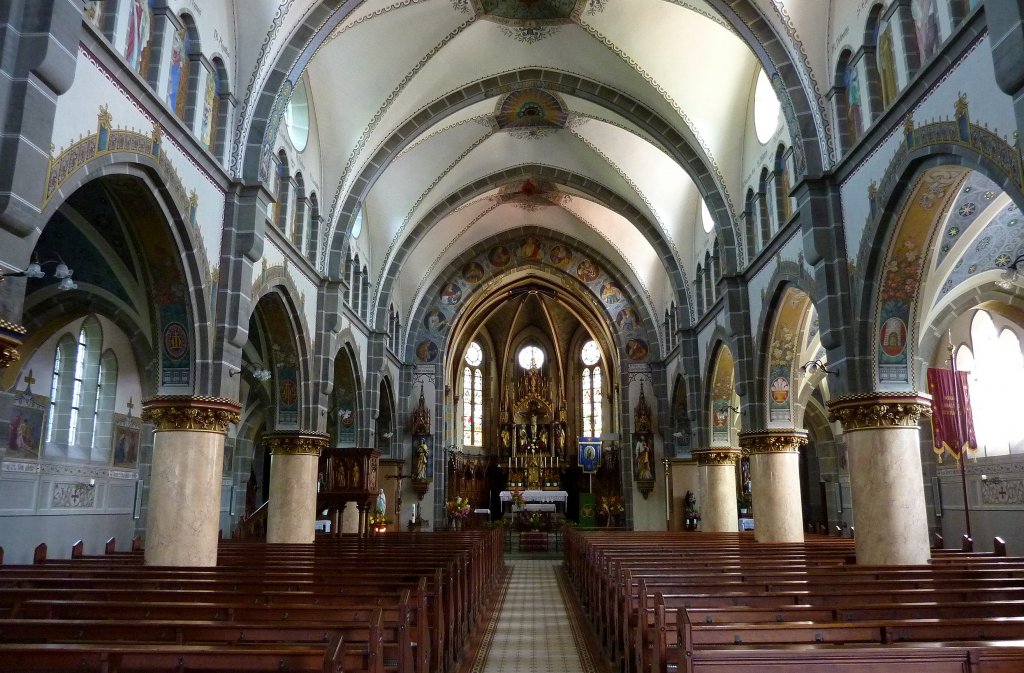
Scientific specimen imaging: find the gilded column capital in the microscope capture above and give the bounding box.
[827,393,932,432]
[264,431,329,456]
[141,395,241,434]
[0,319,27,369]
[693,447,741,466]
[738,429,809,454]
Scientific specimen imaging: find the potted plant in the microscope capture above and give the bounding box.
[369,513,392,534]
[597,495,624,527]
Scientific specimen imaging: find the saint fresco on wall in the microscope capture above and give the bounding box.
[7,393,47,461]
[877,20,898,108]
[111,422,140,469]
[124,0,151,74]
[846,63,862,142]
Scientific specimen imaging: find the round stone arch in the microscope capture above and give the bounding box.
[852,145,1024,395]
[755,277,818,430]
[32,161,212,392]
[245,285,315,430]
[700,332,742,448]
[405,227,662,367]
[12,293,159,400]
[366,166,693,333]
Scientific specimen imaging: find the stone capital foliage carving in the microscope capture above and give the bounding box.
[827,393,932,432]
[738,429,809,454]
[141,396,242,434]
[264,431,328,456]
[0,319,27,369]
[693,447,741,466]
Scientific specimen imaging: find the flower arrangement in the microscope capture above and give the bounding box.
[598,495,624,517]
[446,496,471,519]
[522,511,544,531]
[510,489,526,509]
[369,513,393,526]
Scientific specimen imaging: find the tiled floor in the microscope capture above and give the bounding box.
[475,559,594,673]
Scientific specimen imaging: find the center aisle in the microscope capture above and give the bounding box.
[472,559,597,673]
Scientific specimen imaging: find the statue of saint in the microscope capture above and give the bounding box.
[414,439,429,480]
[554,423,565,453]
[376,488,386,516]
[500,428,511,451]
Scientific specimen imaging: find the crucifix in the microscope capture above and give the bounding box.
[385,468,419,529]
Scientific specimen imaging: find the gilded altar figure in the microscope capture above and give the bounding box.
[500,428,511,451]
[526,452,541,488]
[414,439,429,480]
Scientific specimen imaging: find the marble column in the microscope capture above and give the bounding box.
[264,431,328,544]
[141,396,241,567]
[828,393,933,565]
[739,430,808,543]
[694,448,741,532]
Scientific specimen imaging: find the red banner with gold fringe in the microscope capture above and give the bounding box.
[927,368,977,462]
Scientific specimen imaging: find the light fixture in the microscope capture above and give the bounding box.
[801,359,837,386]
[229,362,272,381]
[996,254,1024,290]
[1,255,77,290]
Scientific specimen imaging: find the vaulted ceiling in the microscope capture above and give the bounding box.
[228,0,828,342]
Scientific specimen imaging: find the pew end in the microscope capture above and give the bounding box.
[71,540,84,559]
[994,537,1007,557]
[105,537,117,554]
[32,543,46,564]
[962,535,973,552]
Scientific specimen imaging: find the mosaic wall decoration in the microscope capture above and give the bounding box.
[875,167,968,386]
[51,482,96,509]
[937,201,1023,302]
[494,88,568,132]
[710,347,735,445]
[934,172,1000,269]
[412,232,651,363]
[766,289,812,425]
[159,304,190,386]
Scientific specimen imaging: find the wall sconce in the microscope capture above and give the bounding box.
[800,359,837,385]
[1,255,77,290]
[228,362,272,381]
[996,254,1024,290]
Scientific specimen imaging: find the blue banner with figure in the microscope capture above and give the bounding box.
[579,437,601,473]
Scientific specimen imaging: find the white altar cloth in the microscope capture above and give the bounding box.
[500,490,567,505]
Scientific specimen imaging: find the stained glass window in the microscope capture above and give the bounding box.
[463,342,483,446]
[581,341,602,438]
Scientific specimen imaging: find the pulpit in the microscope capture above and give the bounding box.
[317,447,381,536]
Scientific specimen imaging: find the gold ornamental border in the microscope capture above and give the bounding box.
[264,431,329,456]
[738,429,809,455]
[827,393,932,432]
[693,447,741,466]
[141,395,242,434]
[0,319,27,370]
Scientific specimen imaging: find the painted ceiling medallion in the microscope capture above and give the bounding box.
[495,89,568,139]
[475,0,586,24]
[493,178,569,211]
[455,0,588,42]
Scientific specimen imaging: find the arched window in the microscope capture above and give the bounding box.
[694,264,705,316]
[744,188,758,262]
[306,192,321,262]
[774,145,793,224]
[205,57,230,159]
[758,168,772,242]
[292,172,306,249]
[45,317,110,450]
[864,5,886,122]
[956,311,1024,456]
[463,342,484,447]
[835,50,861,153]
[275,150,290,232]
[360,266,369,321]
[703,251,714,308]
[92,350,118,452]
[581,340,602,438]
